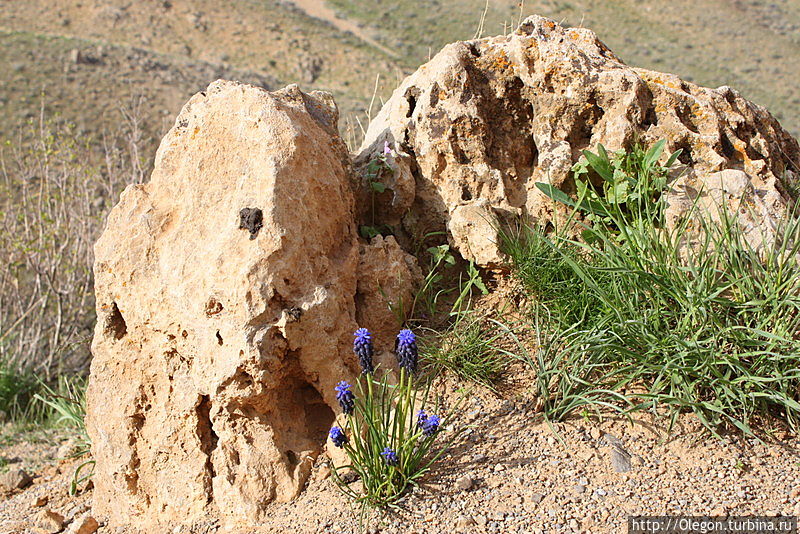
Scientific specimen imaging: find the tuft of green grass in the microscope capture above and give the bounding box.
[33,376,93,494]
[420,313,516,391]
[502,142,800,436]
[34,375,87,432]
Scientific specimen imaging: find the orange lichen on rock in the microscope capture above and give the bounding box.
[357,15,800,266]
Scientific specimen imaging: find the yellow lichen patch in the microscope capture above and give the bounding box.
[732,140,751,165]
[566,31,596,47]
[638,71,682,92]
[478,48,512,74]
[689,102,707,123]
[191,126,201,139]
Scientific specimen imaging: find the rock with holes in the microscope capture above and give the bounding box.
[357,15,800,265]
[86,80,418,529]
[356,235,423,355]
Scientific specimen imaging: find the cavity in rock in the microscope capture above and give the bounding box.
[238,208,263,239]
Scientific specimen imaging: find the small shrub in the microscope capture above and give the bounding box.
[0,357,40,422]
[359,141,395,239]
[329,328,463,509]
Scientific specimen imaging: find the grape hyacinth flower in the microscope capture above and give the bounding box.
[417,409,428,428]
[335,381,355,415]
[329,426,348,448]
[353,328,374,374]
[395,329,418,373]
[422,414,440,437]
[381,446,399,466]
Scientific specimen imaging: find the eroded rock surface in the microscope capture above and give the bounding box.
[86,80,418,528]
[357,15,800,264]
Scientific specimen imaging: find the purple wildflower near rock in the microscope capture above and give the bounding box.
[335,381,355,415]
[417,409,428,428]
[329,426,348,448]
[422,414,440,437]
[381,446,399,466]
[353,328,374,374]
[395,329,418,373]
[383,140,392,155]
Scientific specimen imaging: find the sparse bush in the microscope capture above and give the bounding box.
[504,141,800,435]
[329,328,463,509]
[0,356,40,422]
[0,107,146,378]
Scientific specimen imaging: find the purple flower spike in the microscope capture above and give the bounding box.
[335,381,355,415]
[381,446,399,466]
[417,409,428,428]
[422,414,440,437]
[353,328,374,374]
[395,329,418,373]
[329,426,348,448]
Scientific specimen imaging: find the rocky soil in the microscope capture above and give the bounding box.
[2,384,799,533]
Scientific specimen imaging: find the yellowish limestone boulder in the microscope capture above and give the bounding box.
[87,80,418,529]
[358,16,800,264]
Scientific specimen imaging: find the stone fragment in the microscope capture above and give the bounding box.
[455,475,474,491]
[68,514,99,534]
[610,447,633,473]
[35,509,64,534]
[0,469,32,492]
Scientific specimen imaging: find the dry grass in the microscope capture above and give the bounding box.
[0,101,145,378]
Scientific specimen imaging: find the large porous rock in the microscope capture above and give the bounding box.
[357,15,800,265]
[86,80,418,529]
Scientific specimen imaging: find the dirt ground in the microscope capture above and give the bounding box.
[1,381,798,534]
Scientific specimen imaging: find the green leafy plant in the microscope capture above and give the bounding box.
[329,328,463,509]
[359,142,396,239]
[34,376,94,495]
[450,260,489,314]
[502,195,800,436]
[536,139,682,235]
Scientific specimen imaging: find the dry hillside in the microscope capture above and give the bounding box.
[1,0,799,153]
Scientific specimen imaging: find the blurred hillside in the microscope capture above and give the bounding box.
[1,0,799,150]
